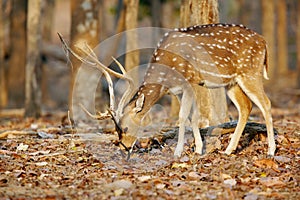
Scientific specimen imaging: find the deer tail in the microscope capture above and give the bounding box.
[263,43,269,80]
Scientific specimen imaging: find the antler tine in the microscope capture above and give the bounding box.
[82,41,98,59]
[58,32,129,82]
[79,103,111,120]
[57,32,96,66]
[80,43,117,112]
[83,44,137,113]
[110,57,136,119]
[111,56,127,75]
[81,43,132,82]
[82,43,130,83]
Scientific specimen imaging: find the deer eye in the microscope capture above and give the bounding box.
[124,127,128,133]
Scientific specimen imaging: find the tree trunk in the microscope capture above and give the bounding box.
[151,0,162,46]
[171,0,228,127]
[116,0,126,33]
[237,0,262,31]
[100,0,117,40]
[70,0,101,117]
[151,0,162,28]
[8,0,27,108]
[161,0,178,28]
[179,0,190,25]
[24,0,42,118]
[194,0,219,24]
[297,1,300,88]
[0,2,7,108]
[41,0,55,107]
[124,0,140,82]
[42,0,55,41]
[238,0,248,25]
[277,0,288,76]
[261,0,275,81]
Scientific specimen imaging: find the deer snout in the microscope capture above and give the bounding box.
[115,133,137,160]
[119,134,137,151]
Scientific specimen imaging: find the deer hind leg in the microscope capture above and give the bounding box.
[238,80,276,156]
[225,84,252,155]
[191,102,203,154]
[174,89,193,157]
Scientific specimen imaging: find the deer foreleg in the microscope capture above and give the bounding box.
[174,89,193,157]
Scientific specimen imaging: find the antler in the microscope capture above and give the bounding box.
[57,33,135,121]
[111,57,136,119]
[79,103,111,120]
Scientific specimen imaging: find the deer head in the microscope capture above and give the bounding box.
[58,33,138,159]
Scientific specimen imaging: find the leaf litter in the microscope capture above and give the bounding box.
[0,108,299,199]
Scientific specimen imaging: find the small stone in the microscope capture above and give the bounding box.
[274,156,291,163]
[105,180,133,190]
[156,183,166,189]
[16,143,29,151]
[137,175,151,182]
[224,179,237,187]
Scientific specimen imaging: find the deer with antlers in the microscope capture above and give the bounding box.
[59,23,276,159]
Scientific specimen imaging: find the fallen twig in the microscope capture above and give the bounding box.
[0,130,37,139]
[32,149,84,158]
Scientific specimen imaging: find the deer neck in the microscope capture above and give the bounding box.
[123,83,167,121]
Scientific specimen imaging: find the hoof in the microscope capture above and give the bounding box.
[224,148,233,155]
[194,147,203,155]
[267,149,275,157]
[174,148,183,158]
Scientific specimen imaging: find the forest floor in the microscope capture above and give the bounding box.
[0,89,300,199]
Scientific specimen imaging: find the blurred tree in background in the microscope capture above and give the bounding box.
[0,1,7,108]
[0,0,299,117]
[297,1,300,87]
[69,0,101,116]
[8,0,27,108]
[24,0,42,118]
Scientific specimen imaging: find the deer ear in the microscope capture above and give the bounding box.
[133,94,145,113]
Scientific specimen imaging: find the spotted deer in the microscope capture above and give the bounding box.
[59,23,276,159]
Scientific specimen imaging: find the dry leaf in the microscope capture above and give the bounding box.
[254,159,279,172]
[35,162,48,166]
[171,162,189,169]
[220,173,232,180]
[224,178,237,187]
[137,175,151,182]
[105,180,133,190]
[188,171,201,179]
[114,188,124,196]
[274,156,291,163]
[244,193,259,200]
[28,150,51,156]
[179,155,189,162]
[0,107,299,199]
[259,177,285,187]
[16,143,29,151]
[240,177,251,183]
[156,183,166,189]
[205,136,221,153]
